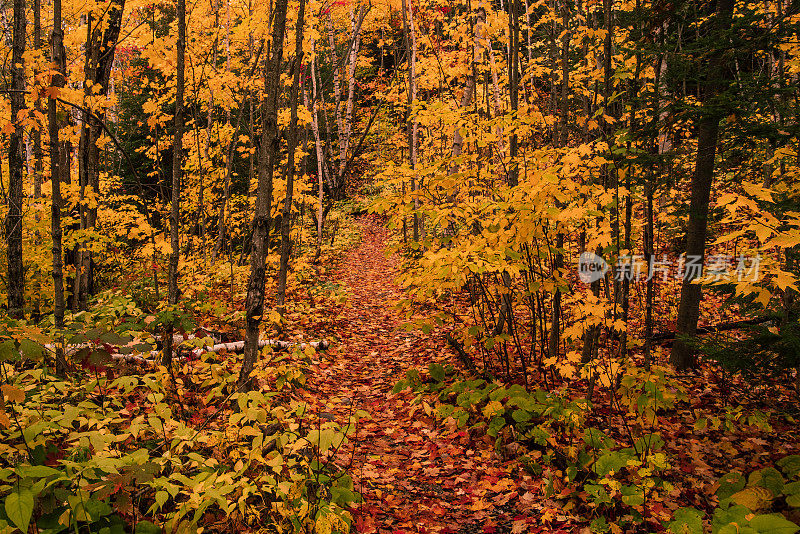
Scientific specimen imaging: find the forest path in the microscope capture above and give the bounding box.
[303,216,546,534]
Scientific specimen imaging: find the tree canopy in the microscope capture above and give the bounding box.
[1,0,800,531]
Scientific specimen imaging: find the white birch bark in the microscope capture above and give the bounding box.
[305,41,327,255]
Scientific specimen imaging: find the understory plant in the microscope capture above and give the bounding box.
[0,315,363,533]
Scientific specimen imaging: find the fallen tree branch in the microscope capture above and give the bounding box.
[445,332,478,373]
[651,316,774,344]
[45,338,330,366]
[144,338,330,363]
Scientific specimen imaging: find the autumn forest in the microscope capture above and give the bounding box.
[0,0,799,531]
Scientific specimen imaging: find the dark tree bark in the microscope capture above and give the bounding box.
[276,0,307,313]
[6,0,27,319]
[581,0,609,367]
[550,1,570,362]
[671,0,735,370]
[238,0,290,392]
[164,0,186,367]
[33,0,43,200]
[75,0,126,310]
[644,46,665,370]
[50,0,68,376]
[508,0,520,187]
[449,8,481,176]
[400,0,418,240]
[206,43,264,265]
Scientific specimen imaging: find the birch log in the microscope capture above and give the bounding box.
[45,338,330,365]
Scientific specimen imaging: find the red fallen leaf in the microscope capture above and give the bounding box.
[454,495,472,505]
[45,448,64,466]
[483,525,497,534]
[354,515,376,534]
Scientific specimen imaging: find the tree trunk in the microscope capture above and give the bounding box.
[276,0,306,313]
[164,0,186,367]
[238,0,290,392]
[670,116,722,369]
[33,0,42,200]
[549,234,563,360]
[209,44,264,265]
[74,0,126,310]
[582,0,602,365]
[49,0,67,375]
[6,0,26,319]
[551,1,570,362]
[450,7,482,176]
[401,0,419,241]
[331,6,368,198]
[210,108,246,264]
[671,0,734,370]
[508,0,520,187]
[305,46,326,259]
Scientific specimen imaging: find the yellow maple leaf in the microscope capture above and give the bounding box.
[773,270,797,292]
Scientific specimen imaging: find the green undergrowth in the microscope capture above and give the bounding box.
[0,204,370,534]
[669,457,800,534]
[0,332,364,533]
[395,362,798,533]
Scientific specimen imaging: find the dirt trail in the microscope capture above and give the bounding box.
[305,217,545,534]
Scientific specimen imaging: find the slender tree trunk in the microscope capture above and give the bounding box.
[6,0,26,319]
[549,234,563,360]
[164,0,186,367]
[560,4,571,148]
[619,8,642,359]
[671,0,734,370]
[401,0,419,241]
[450,7,482,176]
[208,44,265,265]
[582,0,604,365]
[50,0,67,375]
[332,6,368,198]
[200,15,220,265]
[644,180,654,369]
[305,45,326,260]
[33,0,42,200]
[508,0,520,186]
[74,0,126,310]
[239,0,289,392]
[551,1,570,361]
[671,116,723,369]
[327,13,344,139]
[524,0,533,63]
[276,0,306,313]
[211,2,236,264]
[211,110,246,263]
[548,0,559,144]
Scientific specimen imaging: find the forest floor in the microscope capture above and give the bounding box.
[300,216,563,534]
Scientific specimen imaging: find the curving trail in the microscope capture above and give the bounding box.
[304,216,553,534]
